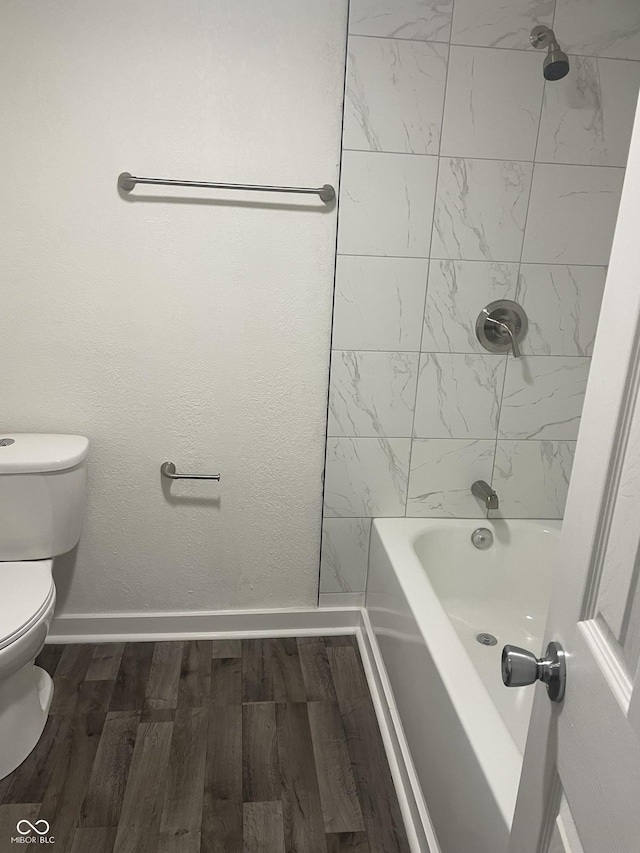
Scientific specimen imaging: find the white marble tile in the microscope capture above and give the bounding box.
[324,437,411,517]
[441,46,543,161]
[536,56,605,165]
[413,353,506,438]
[517,264,606,356]
[344,36,448,154]
[432,158,533,261]
[491,440,576,518]
[597,58,640,166]
[554,0,640,60]
[333,256,428,351]
[407,438,495,517]
[521,164,624,265]
[423,260,519,353]
[498,356,590,440]
[338,151,438,257]
[536,56,640,167]
[349,0,453,42]
[328,351,419,437]
[451,0,554,49]
[320,518,372,593]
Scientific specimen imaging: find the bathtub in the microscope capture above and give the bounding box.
[366,517,560,853]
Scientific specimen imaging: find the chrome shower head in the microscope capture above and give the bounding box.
[530,25,570,81]
[543,44,570,80]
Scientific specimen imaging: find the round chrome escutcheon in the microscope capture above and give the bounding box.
[471,527,493,550]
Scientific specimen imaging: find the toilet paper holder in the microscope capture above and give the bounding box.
[160,461,221,481]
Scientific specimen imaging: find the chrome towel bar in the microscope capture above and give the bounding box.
[160,461,221,481]
[118,172,336,203]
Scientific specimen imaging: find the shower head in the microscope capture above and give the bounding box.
[530,25,570,81]
[543,44,570,81]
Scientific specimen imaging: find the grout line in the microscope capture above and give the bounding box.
[392,0,454,520]
[329,514,565,519]
[490,354,510,494]
[402,37,452,519]
[318,0,352,603]
[403,267,429,518]
[362,517,374,598]
[341,147,627,170]
[327,514,564,521]
[489,38,551,497]
[337,252,609,268]
[326,435,579,442]
[346,30,640,64]
[330,348,592,358]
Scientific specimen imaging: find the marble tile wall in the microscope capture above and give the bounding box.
[320,0,640,596]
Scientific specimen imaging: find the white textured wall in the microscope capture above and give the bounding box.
[1,0,347,613]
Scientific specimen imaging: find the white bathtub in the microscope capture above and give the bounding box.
[366,517,560,853]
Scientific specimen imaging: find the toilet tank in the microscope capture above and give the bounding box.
[0,434,89,561]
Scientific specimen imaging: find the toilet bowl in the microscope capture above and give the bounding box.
[0,560,56,778]
[0,435,88,781]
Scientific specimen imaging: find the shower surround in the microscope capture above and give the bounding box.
[320,0,640,600]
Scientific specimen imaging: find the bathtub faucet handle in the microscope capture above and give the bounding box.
[501,642,566,703]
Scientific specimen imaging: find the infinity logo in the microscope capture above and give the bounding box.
[16,820,50,836]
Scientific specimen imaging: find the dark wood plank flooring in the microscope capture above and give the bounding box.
[0,638,411,853]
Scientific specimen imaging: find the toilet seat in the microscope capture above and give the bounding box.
[0,561,55,651]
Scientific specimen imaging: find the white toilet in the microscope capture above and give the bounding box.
[0,434,89,781]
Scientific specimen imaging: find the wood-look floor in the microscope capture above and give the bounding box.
[0,638,411,853]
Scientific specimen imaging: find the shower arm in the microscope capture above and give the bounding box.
[485,316,521,358]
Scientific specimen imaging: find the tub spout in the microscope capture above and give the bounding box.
[472,480,499,510]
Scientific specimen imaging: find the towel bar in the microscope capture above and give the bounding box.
[118,172,335,203]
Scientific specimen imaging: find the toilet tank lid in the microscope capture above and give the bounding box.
[0,434,89,473]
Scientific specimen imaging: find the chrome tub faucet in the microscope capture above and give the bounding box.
[472,480,499,510]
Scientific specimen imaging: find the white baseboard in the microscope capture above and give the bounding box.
[49,606,361,643]
[47,604,437,853]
